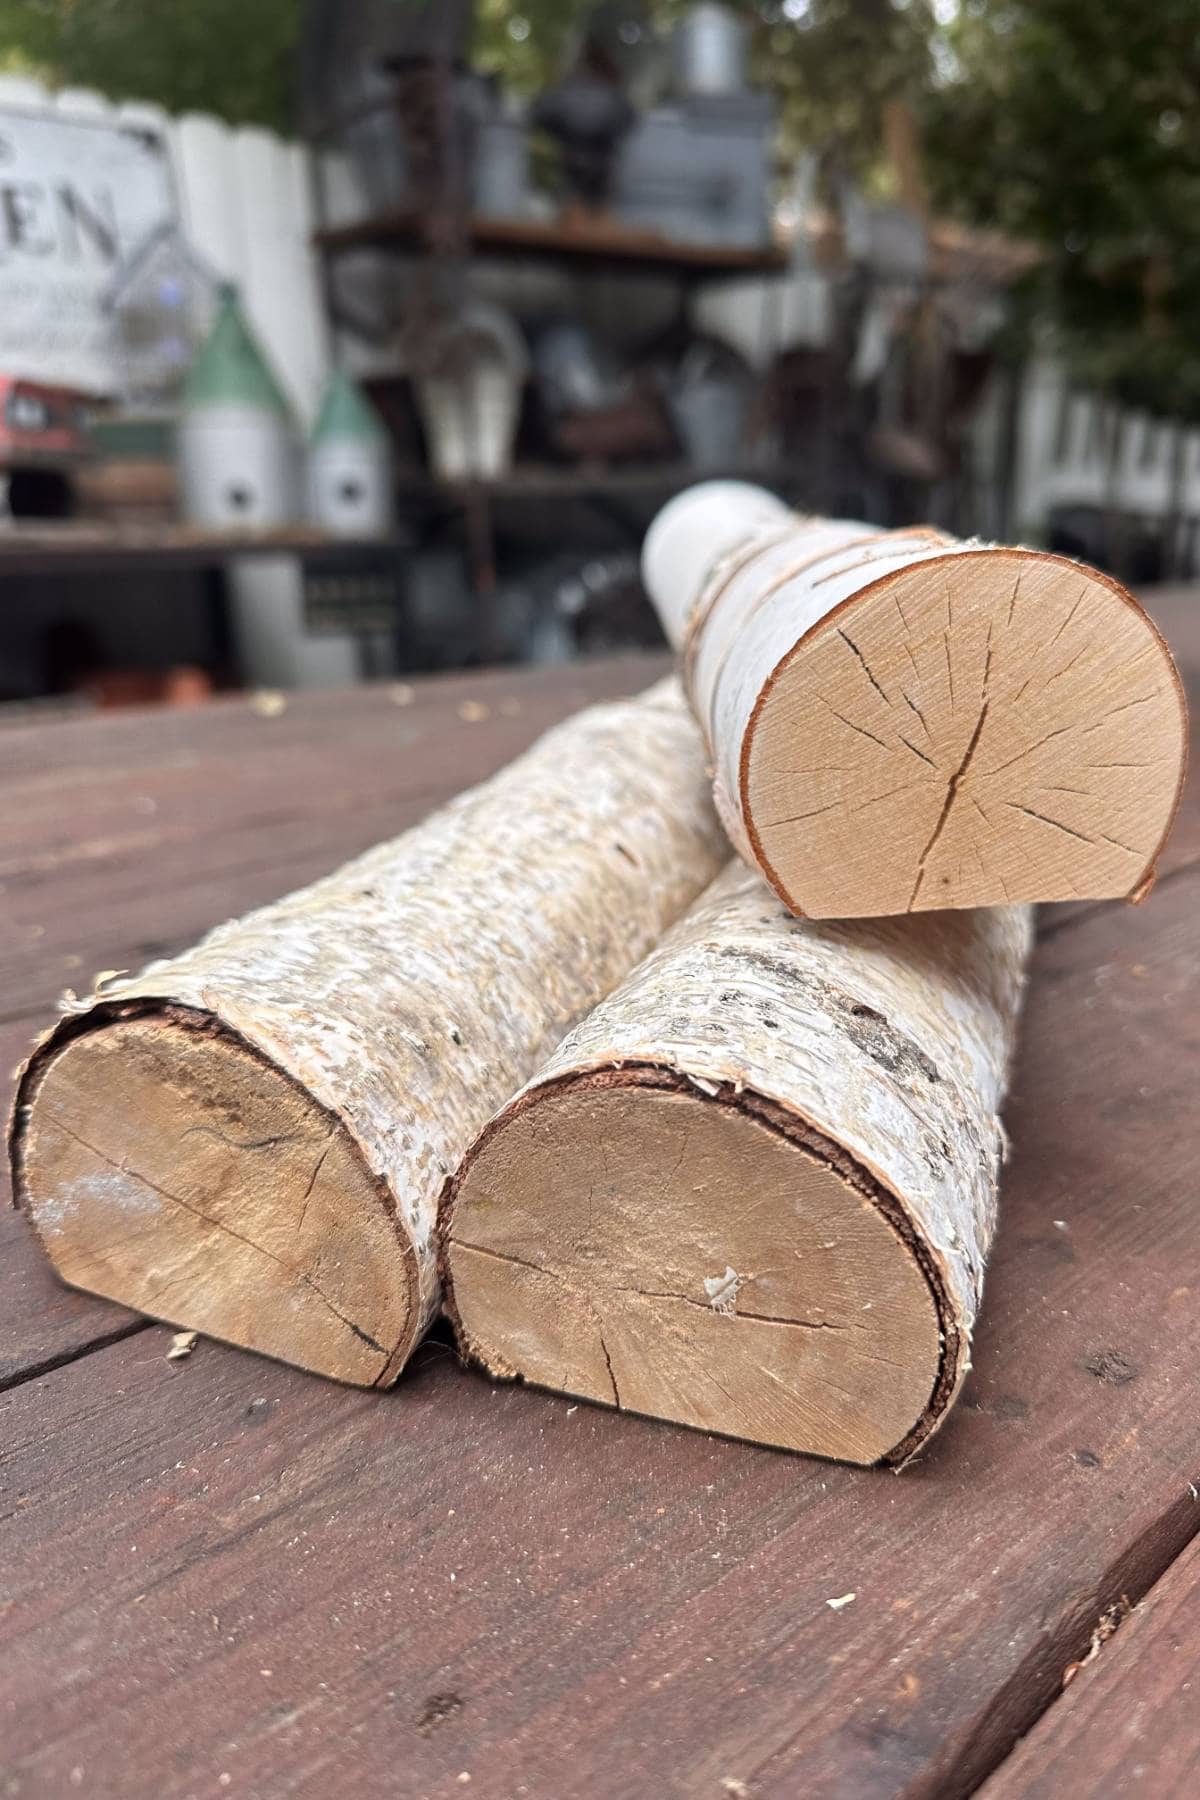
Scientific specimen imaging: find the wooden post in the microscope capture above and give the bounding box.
[11,680,727,1387]
[642,482,1187,919]
[444,864,1034,1466]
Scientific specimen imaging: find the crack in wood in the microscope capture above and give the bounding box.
[1080,693,1160,731]
[1043,583,1089,650]
[181,1125,306,1152]
[596,1327,621,1407]
[817,696,893,754]
[44,1112,387,1361]
[296,1138,334,1237]
[1041,636,1096,690]
[897,733,938,770]
[1038,847,1200,940]
[836,628,890,704]
[457,1242,856,1340]
[616,1286,850,1331]
[1003,803,1096,847]
[139,1266,204,1311]
[1099,833,1141,858]
[908,676,992,910]
[452,1239,554,1281]
[844,780,926,817]
[759,800,843,830]
[982,726,1074,782]
[903,691,932,738]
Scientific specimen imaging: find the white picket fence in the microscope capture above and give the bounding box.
[0,73,332,427]
[1002,357,1200,562]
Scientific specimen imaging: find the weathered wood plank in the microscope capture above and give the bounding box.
[0,657,668,1015]
[980,1535,1200,1800]
[0,669,666,982]
[0,661,664,938]
[0,656,664,785]
[0,793,454,1021]
[1,597,1195,1794]
[2,860,1198,1799]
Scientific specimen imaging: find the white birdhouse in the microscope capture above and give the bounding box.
[177,285,298,529]
[305,370,393,535]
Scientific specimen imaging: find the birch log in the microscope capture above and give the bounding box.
[11,680,727,1387]
[641,481,1187,919]
[444,863,1034,1466]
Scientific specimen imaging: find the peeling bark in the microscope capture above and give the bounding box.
[11,680,727,1386]
[642,482,1187,919]
[444,864,1034,1466]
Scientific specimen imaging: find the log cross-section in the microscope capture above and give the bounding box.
[642,482,1188,918]
[445,864,1034,1466]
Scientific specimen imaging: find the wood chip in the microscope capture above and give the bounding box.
[250,690,286,718]
[1061,1594,1132,1686]
[167,1330,198,1361]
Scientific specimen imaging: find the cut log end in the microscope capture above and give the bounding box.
[742,549,1187,918]
[445,1071,952,1467]
[14,1009,417,1387]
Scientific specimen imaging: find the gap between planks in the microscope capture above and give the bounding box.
[952,1487,1200,1799]
[0,1316,151,1397]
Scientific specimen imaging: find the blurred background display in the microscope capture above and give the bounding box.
[1,0,1196,707]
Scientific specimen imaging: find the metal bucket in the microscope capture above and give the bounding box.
[671,4,747,96]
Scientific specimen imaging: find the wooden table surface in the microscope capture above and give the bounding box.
[1,607,1197,1800]
[0,523,400,579]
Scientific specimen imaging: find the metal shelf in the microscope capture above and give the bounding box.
[315,208,788,283]
[393,461,796,505]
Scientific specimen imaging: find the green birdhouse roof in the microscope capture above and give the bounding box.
[183,284,294,420]
[310,368,388,447]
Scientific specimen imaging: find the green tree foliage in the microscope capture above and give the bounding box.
[474,0,581,92]
[1,0,936,175]
[0,0,302,130]
[474,0,937,180]
[5,0,1197,412]
[923,0,1200,413]
[749,0,933,177]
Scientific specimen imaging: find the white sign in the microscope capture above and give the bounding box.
[0,105,176,396]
